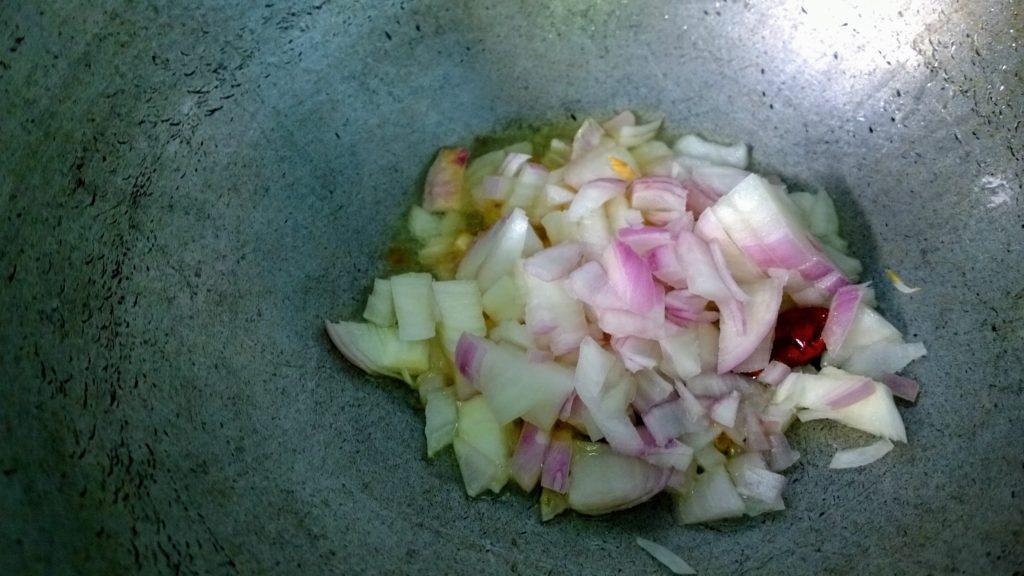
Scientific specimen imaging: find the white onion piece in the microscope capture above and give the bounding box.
[709,391,741,428]
[693,208,765,282]
[829,438,895,469]
[664,290,716,326]
[822,283,866,357]
[641,438,695,470]
[674,134,749,169]
[603,239,662,314]
[635,538,698,575]
[674,464,746,524]
[433,280,486,357]
[633,370,676,413]
[710,175,850,303]
[510,422,551,491]
[571,118,607,161]
[567,441,671,515]
[564,143,638,189]
[390,272,437,341]
[616,117,663,148]
[474,208,530,291]
[325,321,429,379]
[500,152,532,178]
[880,373,921,402]
[717,276,784,374]
[541,428,573,493]
[423,385,458,457]
[772,367,907,442]
[767,433,800,472]
[841,341,927,379]
[481,275,524,323]
[567,178,627,221]
[455,334,575,430]
[631,140,674,174]
[642,398,689,445]
[631,176,688,212]
[649,244,688,288]
[601,110,635,135]
[522,271,588,355]
[823,378,875,410]
[504,163,549,215]
[453,396,510,496]
[361,278,397,327]
[757,360,792,386]
[618,226,673,255]
[613,337,662,373]
[659,327,702,380]
[423,147,469,211]
[726,452,787,515]
[574,337,644,455]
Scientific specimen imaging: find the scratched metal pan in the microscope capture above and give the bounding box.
[1,1,1021,574]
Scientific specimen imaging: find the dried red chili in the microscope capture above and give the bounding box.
[771,306,830,367]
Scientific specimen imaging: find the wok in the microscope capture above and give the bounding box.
[2,1,1021,573]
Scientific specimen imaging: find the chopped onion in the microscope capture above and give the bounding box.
[541,427,573,493]
[510,422,551,491]
[618,226,673,255]
[423,147,469,211]
[455,334,575,430]
[524,242,584,281]
[829,438,895,469]
[573,337,644,454]
[567,441,671,515]
[390,272,437,341]
[880,373,921,402]
[616,117,663,148]
[362,278,396,327]
[822,283,866,357]
[423,385,458,457]
[635,538,697,575]
[673,464,746,524]
[841,341,927,379]
[767,433,800,472]
[773,367,907,442]
[453,396,510,496]
[633,369,676,413]
[325,320,429,378]
[603,240,661,314]
[567,178,627,221]
[327,110,924,527]
[757,360,792,386]
[674,134,749,169]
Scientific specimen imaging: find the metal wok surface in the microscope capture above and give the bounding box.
[1,1,1021,574]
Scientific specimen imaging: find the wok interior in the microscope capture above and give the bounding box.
[2,1,1021,573]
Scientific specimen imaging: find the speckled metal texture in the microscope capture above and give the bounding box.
[1,1,1021,574]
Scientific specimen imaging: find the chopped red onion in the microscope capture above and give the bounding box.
[829,438,895,469]
[635,538,697,575]
[523,242,584,281]
[510,422,551,491]
[633,369,676,413]
[822,283,865,355]
[603,240,661,314]
[823,378,875,410]
[880,373,921,402]
[541,428,573,493]
[567,178,627,221]
[757,360,792,386]
[617,226,673,255]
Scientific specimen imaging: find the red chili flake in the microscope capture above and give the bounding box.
[771,306,830,367]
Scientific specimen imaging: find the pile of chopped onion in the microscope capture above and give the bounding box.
[325,111,926,526]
